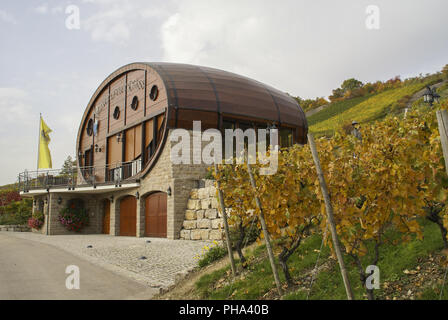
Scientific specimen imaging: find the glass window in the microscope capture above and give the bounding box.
[280,128,293,148]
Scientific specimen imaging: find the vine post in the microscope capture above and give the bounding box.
[214,164,237,277]
[307,133,354,300]
[245,157,283,296]
[436,110,448,176]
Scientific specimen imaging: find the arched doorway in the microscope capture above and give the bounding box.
[145,192,167,238]
[120,195,137,236]
[102,199,110,234]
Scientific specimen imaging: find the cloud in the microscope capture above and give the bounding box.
[81,0,172,45]
[34,3,49,14]
[160,0,448,98]
[0,9,17,24]
[82,1,138,44]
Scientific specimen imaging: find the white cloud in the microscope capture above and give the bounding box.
[81,0,172,45]
[160,0,448,98]
[35,3,49,14]
[0,9,17,24]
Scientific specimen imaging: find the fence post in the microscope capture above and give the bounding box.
[307,133,354,300]
[214,164,237,277]
[246,159,283,296]
[436,110,448,176]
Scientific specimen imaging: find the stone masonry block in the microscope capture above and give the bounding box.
[200,229,210,240]
[180,229,191,240]
[208,187,216,197]
[205,208,218,219]
[198,188,208,199]
[196,210,205,219]
[210,229,223,240]
[191,230,202,240]
[211,197,219,209]
[211,218,222,229]
[183,220,197,230]
[198,219,211,229]
[201,199,211,210]
[187,199,201,210]
[185,210,197,220]
[190,189,199,199]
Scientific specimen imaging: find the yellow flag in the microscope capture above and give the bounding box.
[38,116,52,169]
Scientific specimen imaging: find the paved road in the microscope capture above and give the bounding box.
[0,233,158,299]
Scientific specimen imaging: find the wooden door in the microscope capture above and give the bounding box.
[103,200,110,234]
[145,192,167,237]
[119,195,136,236]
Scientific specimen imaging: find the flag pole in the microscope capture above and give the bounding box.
[36,113,41,187]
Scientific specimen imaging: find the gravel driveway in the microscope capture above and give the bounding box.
[4,232,211,290]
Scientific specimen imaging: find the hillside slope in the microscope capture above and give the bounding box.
[309,82,427,135]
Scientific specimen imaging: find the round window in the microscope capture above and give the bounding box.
[86,118,94,136]
[113,106,120,119]
[131,96,139,110]
[149,85,159,101]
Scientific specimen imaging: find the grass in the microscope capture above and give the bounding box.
[307,95,373,127]
[194,219,447,300]
[198,244,228,268]
[309,82,429,136]
[289,219,445,300]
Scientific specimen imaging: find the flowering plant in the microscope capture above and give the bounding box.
[27,210,44,229]
[58,205,89,232]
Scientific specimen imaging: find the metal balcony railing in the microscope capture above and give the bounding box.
[18,159,142,192]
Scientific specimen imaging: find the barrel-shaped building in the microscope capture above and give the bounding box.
[23,62,308,239]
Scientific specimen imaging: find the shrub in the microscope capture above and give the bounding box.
[197,242,227,268]
[28,211,45,229]
[0,198,32,225]
[0,189,21,208]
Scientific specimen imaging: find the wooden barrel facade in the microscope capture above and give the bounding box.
[76,62,307,182]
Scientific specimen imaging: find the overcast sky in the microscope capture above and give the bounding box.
[0,0,447,185]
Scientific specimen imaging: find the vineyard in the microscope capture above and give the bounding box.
[163,90,448,301]
[309,79,441,136]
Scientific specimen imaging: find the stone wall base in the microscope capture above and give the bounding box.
[0,225,31,232]
[179,179,226,241]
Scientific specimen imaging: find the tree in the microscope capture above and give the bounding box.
[60,155,77,177]
[443,64,448,80]
[294,96,329,112]
[341,78,363,92]
[329,87,345,102]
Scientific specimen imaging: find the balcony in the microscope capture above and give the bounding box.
[18,159,142,195]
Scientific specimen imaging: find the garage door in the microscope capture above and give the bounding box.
[103,199,110,234]
[120,195,136,236]
[145,192,167,237]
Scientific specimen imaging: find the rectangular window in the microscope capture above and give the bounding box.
[280,128,293,148]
